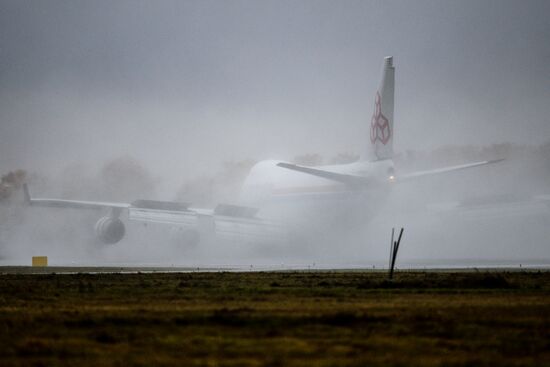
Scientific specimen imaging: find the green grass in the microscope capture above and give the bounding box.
[0,271,549,366]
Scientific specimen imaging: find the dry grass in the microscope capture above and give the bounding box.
[0,271,549,366]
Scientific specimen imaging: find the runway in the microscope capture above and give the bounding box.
[0,266,230,275]
[1,260,549,275]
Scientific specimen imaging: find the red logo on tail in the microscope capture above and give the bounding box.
[370,92,391,145]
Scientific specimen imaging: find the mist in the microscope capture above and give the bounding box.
[1,0,549,267]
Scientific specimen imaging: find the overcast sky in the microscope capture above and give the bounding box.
[1,0,549,180]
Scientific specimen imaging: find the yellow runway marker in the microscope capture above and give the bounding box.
[32,256,48,267]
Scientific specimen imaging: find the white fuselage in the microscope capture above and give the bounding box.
[240,159,394,230]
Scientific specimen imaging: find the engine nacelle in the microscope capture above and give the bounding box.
[94,216,125,244]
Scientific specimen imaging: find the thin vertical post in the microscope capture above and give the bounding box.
[389,227,395,270]
[388,227,404,280]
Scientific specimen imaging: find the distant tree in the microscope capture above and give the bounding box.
[216,159,257,203]
[219,159,257,183]
[99,156,155,201]
[176,159,257,206]
[293,154,323,166]
[329,153,359,165]
[0,183,9,200]
[58,162,97,199]
[1,169,26,188]
[176,176,215,206]
[0,170,27,201]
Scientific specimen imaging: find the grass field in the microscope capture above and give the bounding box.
[0,270,549,366]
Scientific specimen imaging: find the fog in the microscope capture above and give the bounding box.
[1,1,549,267]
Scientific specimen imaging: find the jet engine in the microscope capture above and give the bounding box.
[94,216,126,244]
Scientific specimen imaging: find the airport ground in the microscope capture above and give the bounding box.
[0,269,549,366]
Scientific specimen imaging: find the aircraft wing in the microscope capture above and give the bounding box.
[277,159,503,186]
[128,203,285,242]
[23,184,285,244]
[276,163,371,186]
[23,184,258,217]
[23,184,129,210]
[397,159,504,182]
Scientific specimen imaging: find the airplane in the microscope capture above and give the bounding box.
[23,57,503,248]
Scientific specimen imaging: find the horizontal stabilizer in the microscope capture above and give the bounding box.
[276,163,370,186]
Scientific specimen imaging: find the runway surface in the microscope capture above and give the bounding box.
[1,261,549,274]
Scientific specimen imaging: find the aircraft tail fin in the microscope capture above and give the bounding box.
[363,56,395,161]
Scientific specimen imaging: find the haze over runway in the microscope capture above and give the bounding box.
[0,0,549,267]
[0,0,548,180]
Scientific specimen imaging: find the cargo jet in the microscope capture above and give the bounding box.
[24,57,502,247]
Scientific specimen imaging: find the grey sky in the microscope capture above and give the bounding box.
[1,0,549,180]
